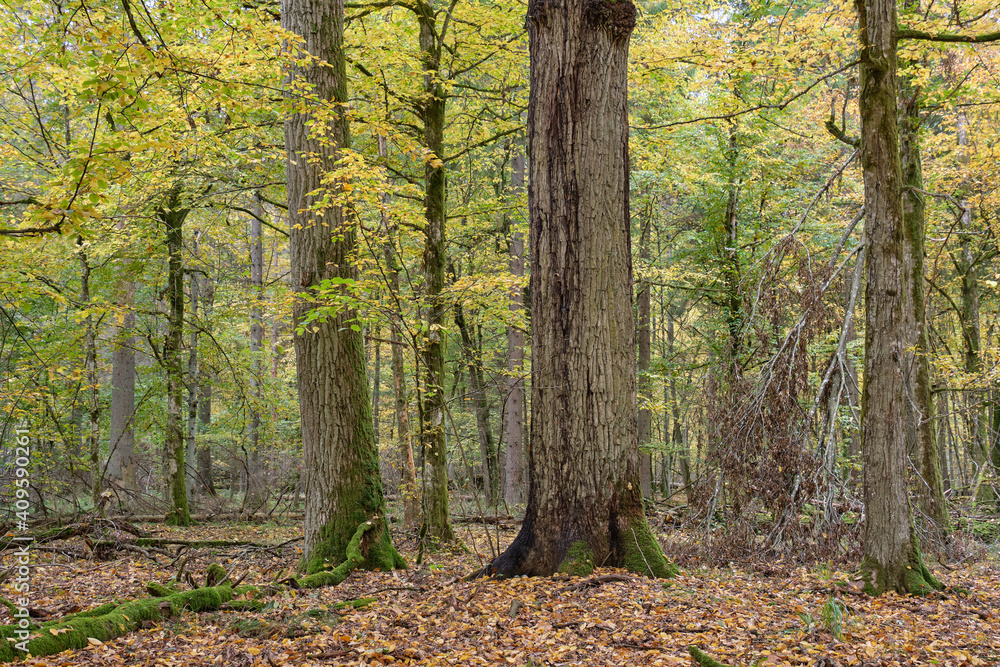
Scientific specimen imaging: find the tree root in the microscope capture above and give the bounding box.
[285,520,373,589]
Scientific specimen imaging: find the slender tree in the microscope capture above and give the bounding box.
[488,0,672,578]
[162,193,192,526]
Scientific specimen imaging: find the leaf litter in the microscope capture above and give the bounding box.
[2,521,997,666]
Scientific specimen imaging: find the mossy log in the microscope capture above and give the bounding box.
[688,645,734,667]
[0,583,233,662]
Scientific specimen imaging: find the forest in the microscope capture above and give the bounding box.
[0,0,999,664]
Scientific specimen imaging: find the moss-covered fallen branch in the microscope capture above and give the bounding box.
[688,645,734,667]
[289,520,374,589]
[0,583,234,662]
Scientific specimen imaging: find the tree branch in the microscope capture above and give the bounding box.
[897,28,1000,43]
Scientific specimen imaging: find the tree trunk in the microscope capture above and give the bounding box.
[283,0,403,573]
[638,211,652,500]
[246,197,266,512]
[372,324,382,447]
[162,194,191,526]
[899,78,949,534]
[417,6,454,543]
[855,0,939,595]
[186,232,200,503]
[668,305,690,492]
[505,144,526,506]
[197,263,216,496]
[455,304,498,504]
[108,246,137,498]
[379,135,420,530]
[79,242,101,508]
[489,0,671,578]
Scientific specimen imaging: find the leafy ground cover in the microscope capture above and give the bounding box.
[2,518,997,666]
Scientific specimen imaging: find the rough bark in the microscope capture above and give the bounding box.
[855,0,940,595]
[417,4,454,543]
[899,80,949,534]
[488,0,672,579]
[283,0,403,573]
[161,194,191,527]
[505,145,526,506]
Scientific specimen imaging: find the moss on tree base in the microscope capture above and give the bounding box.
[559,541,596,576]
[620,515,677,578]
[298,518,404,588]
[859,536,944,596]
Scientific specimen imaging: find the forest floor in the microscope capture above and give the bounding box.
[1,508,998,667]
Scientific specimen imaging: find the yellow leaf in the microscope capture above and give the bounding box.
[87,638,103,646]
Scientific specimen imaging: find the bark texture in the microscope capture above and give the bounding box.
[161,195,191,526]
[283,0,403,574]
[417,5,454,542]
[855,0,940,595]
[899,85,949,534]
[489,0,671,578]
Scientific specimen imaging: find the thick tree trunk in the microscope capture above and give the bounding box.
[417,6,454,543]
[855,0,940,595]
[899,84,949,534]
[455,304,498,504]
[505,145,526,506]
[162,195,191,526]
[283,0,403,573]
[489,0,671,578]
[638,213,652,500]
[108,256,137,497]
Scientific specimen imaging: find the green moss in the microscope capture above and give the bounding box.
[298,521,373,589]
[0,585,234,662]
[859,541,943,597]
[205,564,227,586]
[62,602,119,620]
[145,582,176,597]
[224,600,266,612]
[559,540,595,576]
[688,645,734,667]
[620,515,676,578]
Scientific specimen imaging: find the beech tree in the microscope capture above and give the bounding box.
[283,0,403,572]
[488,0,672,577]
